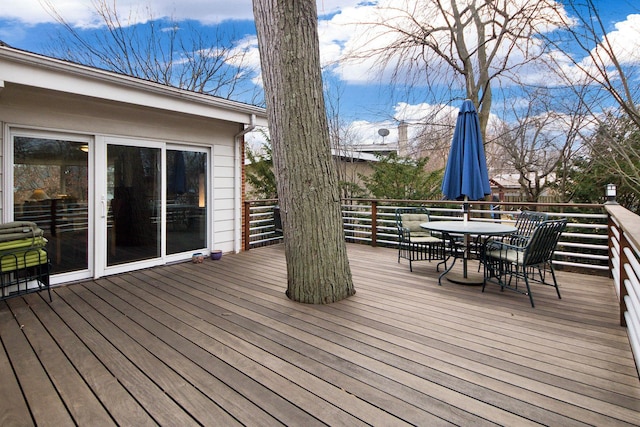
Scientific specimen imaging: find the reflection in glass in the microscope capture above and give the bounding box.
[166,150,207,254]
[107,145,161,266]
[13,137,89,274]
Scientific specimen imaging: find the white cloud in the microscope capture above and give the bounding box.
[321,0,577,88]
[0,1,359,28]
[528,14,640,89]
[0,0,61,25]
[393,102,457,124]
[0,0,257,27]
[348,119,398,145]
[598,14,640,66]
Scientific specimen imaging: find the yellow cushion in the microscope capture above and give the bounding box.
[0,249,48,272]
[0,236,47,252]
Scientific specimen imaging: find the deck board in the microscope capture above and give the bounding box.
[0,299,74,427]
[0,307,36,427]
[25,292,156,427]
[6,297,114,426]
[1,243,639,426]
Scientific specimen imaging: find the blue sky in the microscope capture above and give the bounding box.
[1,0,639,146]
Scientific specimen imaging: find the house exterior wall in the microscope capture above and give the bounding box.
[0,81,243,276]
[340,160,374,190]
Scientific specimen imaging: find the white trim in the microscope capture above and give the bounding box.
[94,135,106,279]
[166,144,211,258]
[234,136,242,253]
[8,127,96,283]
[2,123,12,223]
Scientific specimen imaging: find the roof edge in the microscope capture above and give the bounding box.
[0,44,267,125]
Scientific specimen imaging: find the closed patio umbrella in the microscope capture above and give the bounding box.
[441,99,491,282]
[441,99,491,221]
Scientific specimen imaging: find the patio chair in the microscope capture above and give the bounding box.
[482,218,567,307]
[510,210,549,246]
[478,210,548,272]
[396,208,446,272]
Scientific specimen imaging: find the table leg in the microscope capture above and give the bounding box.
[437,232,457,285]
[443,232,484,286]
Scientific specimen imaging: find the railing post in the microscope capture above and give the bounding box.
[371,200,377,247]
[243,200,251,251]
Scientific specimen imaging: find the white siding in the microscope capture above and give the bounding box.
[212,143,238,253]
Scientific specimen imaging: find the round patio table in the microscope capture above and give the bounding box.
[421,220,517,285]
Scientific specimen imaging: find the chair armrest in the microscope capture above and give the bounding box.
[486,240,525,252]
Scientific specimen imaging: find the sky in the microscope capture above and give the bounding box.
[1,0,639,147]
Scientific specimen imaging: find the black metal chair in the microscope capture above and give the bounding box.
[482,218,567,307]
[395,208,446,272]
[478,210,548,271]
[509,210,549,246]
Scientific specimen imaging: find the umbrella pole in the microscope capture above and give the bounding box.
[463,197,469,223]
[463,197,469,278]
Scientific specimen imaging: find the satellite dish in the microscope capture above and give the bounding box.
[378,128,390,137]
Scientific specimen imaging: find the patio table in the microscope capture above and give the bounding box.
[421,220,516,285]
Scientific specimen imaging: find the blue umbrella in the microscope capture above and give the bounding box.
[441,100,491,280]
[442,99,491,205]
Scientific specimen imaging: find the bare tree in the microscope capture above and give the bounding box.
[493,88,592,202]
[42,0,261,102]
[252,0,355,304]
[408,107,458,171]
[324,83,370,198]
[343,0,566,141]
[547,0,640,195]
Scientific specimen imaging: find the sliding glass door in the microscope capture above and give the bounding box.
[11,131,210,280]
[106,143,161,266]
[166,149,208,255]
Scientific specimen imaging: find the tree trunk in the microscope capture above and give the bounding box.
[252,0,355,303]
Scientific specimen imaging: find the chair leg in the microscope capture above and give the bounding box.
[523,273,535,307]
[549,264,562,299]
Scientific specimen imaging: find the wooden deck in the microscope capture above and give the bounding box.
[1,243,639,426]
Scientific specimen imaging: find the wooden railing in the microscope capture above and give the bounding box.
[606,203,640,373]
[244,198,609,271]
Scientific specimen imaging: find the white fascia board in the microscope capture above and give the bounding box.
[0,46,268,127]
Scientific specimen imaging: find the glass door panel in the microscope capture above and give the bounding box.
[166,149,207,254]
[13,137,89,274]
[107,144,161,266]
